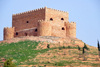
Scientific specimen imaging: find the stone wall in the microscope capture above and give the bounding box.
[12,8,45,32]
[51,24,66,37]
[14,27,37,37]
[45,7,68,37]
[45,7,69,26]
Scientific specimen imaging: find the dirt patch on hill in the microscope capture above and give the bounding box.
[0,36,84,48]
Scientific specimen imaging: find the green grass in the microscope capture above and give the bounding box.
[54,60,100,66]
[58,46,78,50]
[78,61,100,66]
[0,40,50,65]
[54,60,76,66]
[88,50,98,55]
[0,40,60,65]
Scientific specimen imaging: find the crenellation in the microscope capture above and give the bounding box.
[4,27,15,29]
[40,8,42,10]
[12,7,68,17]
[47,7,68,14]
[70,22,76,24]
[12,7,45,16]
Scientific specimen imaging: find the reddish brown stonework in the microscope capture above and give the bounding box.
[4,7,76,40]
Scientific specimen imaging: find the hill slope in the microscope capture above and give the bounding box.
[0,37,100,67]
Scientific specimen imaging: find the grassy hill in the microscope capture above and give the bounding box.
[0,40,100,67]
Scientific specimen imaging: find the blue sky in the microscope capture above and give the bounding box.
[0,0,100,47]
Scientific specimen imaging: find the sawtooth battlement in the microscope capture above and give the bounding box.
[4,7,76,40]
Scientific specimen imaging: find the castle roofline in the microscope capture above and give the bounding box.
[12,7,68,16]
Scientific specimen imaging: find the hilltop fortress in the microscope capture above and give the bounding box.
[4,7,76,40]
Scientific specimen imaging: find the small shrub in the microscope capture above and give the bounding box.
[47,61,50,63]
[44,64,46,67]
[47,44,50,48]
[67,46,71,48]
[78,45,81,51]
[63,46,65,49]
[97,40,100,58]
[4,58,16,67]
[59,47,62,50]
[39,66,42,67]
[84,43,89,50]
[55,63,57,66]
[97,40,100,51]
[82,47,85,54]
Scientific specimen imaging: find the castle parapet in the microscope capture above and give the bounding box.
[12,7,45,16]
[4,27,15,40]
[12,7,68,17]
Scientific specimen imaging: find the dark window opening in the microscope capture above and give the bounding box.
[61,18,64,20]
[25,33,28,36]
[62,27,65,30]
[26,21,29,23]
[16,32,18,35]
[50,18,53,21]
[35,29,37,32]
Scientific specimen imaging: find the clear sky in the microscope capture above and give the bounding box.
[0,0,100,47]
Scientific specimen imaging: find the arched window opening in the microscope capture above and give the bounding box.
[50,18,53,21]
[16,32,18,35]
[35,29,37,32]
[61,18,64,20]
[26,21,29,23]
[62,27,65,30]
[25,33,28,36]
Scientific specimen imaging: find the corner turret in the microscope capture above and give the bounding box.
[66,22,76,38]
[4,27,15,40]
[37,20,51,36]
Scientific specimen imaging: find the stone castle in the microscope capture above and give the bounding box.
[4,7,76,40]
